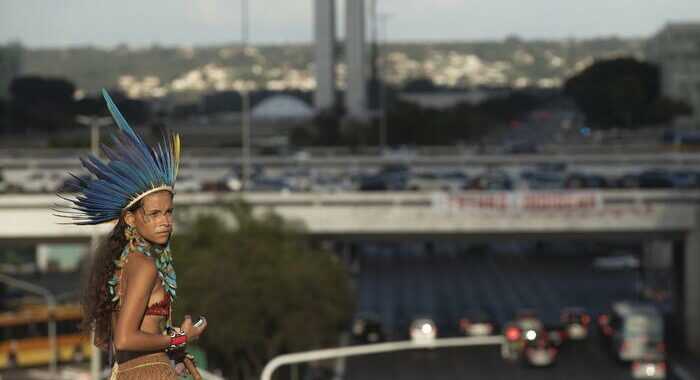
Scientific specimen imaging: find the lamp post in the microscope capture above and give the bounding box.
[0,274,57,374]
[76,114,112,380]
[377,13,392,152]
[240,0,252,190]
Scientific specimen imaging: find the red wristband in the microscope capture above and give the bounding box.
[166,330,187,352]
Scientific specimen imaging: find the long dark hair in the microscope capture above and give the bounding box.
[79,200,142,349]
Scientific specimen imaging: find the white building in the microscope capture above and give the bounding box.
[648,22,700,129]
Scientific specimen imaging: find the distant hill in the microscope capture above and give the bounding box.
[14,37,645,98]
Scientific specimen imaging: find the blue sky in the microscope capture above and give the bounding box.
[1,0,699,47]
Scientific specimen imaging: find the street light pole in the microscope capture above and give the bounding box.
[240,0,252,190]
[0,274,58,374]
[378,13,391,152]
[76,114,112,380]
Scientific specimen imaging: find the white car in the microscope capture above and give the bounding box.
[631,351,666,379]
[592,253,640,271]
[410,318,437,344]
[21,172,63,193]
[175,175,202,192]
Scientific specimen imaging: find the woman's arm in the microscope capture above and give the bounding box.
[113,254,171,352]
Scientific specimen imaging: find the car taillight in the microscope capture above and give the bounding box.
[632,362,641,371]
[460,318,470,330]
[656,343,666,352]
[582,314,590,325]
[506,327,521,341]
[658,362,666,371]
[603,326,612,335]
[486,323,493,332]
[598,314,608,325]
[548,347,558,356]
[560,330,568,340]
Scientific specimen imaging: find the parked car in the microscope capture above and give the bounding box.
[470,170,513,190]
[406,170,469,192]
[359,170,408,191]
[409,318,437,344]
[459,311,494,337]
[175,175,202,192]
[565,173,609,189]
[21,172,63,193]
[592,252,640,271]
[311,172,354,193]
[560,307,591,340]
[638,170,697,189]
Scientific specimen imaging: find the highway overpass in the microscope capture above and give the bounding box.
[1,189,699,354]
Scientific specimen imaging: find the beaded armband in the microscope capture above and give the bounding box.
[165,329,187,352]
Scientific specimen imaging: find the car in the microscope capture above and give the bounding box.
[352,314,386,344]
[175,175,202,192]
[459,311,494,337]
[406,170,469,192]
[310,172,354,193]
[21,171,63,193]
[592,252,640,271]
[409,318,437,345]
[470,170,513,190]
[604,302,665,362]
[565,173,609,189]
[521,170,567,189]
[544,323,568,347]
[638,170,697,189]
[631,349,667,379]
[523,334,558,367]
[501,311,545,362]
[560,307,591,340]
[359,171,408,191]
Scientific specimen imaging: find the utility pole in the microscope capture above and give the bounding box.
[378,13,391,152]
[76,114,112,380]
[241,0,252,190]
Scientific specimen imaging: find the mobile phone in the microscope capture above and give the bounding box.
[193,317,204,328]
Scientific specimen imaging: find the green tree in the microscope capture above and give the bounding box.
[171,201,355,380]
[564,57,689,128]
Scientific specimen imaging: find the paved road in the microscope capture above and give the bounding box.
[346,242,665,379]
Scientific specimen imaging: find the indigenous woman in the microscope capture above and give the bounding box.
[57,90,207,379]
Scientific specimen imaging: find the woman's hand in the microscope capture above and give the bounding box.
[172,352,197,378]
[180,315,207,342]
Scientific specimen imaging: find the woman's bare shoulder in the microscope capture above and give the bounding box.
[123,250,157,278]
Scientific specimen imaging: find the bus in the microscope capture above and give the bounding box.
[0,303,92,369]
[663,131,700,152]
[606,301,665,362]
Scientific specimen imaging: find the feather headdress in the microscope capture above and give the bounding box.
[56,89,180,225]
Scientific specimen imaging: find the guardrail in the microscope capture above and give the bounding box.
[260,335,505,380]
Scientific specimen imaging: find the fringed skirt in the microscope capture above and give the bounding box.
[110,352,177,380]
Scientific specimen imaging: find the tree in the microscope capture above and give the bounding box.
[9,76,76,131]
[564,58,688,128]
[171,201,355,380]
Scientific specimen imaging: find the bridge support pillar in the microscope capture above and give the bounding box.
[685,228,700,355]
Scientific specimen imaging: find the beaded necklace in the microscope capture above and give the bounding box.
[108,225,177,329]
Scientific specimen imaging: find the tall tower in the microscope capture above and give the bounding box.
[345,0,367,120]
[314,0,336,111]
